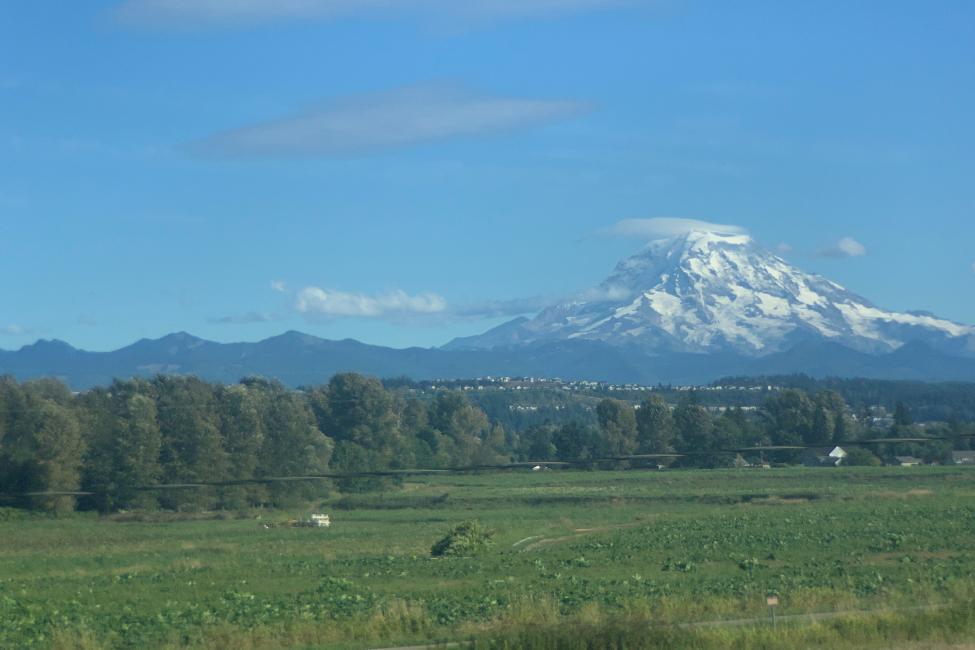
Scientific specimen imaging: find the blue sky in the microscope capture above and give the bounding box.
[1,0,973,351]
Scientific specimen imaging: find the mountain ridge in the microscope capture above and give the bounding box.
[3,330,975,390]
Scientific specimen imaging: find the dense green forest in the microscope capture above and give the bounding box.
[388,376,975,432]
[714,374,975,422]
[0,373,971,514]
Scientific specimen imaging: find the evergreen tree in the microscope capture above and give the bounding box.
[316,374,397,491]
[318,373,398,450]
[432,393,491,466]
[28,399,85,512]
[674,402,716,466]
[520,424,557,461]
[0,391,84,512]
[259,384,332,503]
[713,408,749,449]
[893,401,914,427]
[82,383,162,511]
[596,398,638,456]
[674,402,714,451]
[472,423,509,465]
[763,389,814,445]
[152,376,228,510]
[808,404,835,446]
[216,382,267,507]
[635,395,674,453]
[0,377,26,499]
[818,390,855,441]
[552,421,600,463]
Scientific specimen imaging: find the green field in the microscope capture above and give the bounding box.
[2,466,975,649]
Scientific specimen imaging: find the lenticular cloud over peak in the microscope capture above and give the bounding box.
[604,218,749,240]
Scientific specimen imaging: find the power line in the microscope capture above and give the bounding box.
[2,435,973,500]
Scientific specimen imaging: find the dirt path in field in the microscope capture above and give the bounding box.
[376,641,470,650]
[517,521,647,551]
[676,602,946,630]
[367,604,949,650]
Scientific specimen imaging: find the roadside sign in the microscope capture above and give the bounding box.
[767,596,779,629]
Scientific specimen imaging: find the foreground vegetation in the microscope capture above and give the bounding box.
[2,466,974,649]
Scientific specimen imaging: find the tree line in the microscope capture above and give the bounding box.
[0,373,966,513]
[715,374,975,422]
[0,373,508,513]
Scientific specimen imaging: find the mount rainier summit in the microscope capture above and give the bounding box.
[447,230,975,358]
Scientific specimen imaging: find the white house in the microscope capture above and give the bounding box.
[308,514,331,527]
[802,446,848,467]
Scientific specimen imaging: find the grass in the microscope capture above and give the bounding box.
[1,466,974,649]
[474,595,975,649]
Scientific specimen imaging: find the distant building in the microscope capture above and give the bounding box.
[889,456,923,467]
[950,451,975,465]
[801,446,848,467]
[734,454,771,469]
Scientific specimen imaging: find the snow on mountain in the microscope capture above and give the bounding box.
[449,230,974,356]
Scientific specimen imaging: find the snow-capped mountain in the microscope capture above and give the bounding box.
[448,230,975,357]
[6,230,975,389]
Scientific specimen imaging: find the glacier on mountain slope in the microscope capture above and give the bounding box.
[449,230,973,356]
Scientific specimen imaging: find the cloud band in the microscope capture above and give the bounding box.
[188,84,588,158]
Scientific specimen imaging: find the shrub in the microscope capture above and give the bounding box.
[431,520,495,557]
[844,447,881,466]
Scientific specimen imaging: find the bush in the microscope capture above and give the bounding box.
[0,507,31,522]
[431,520,495,557]
[844,447,881,466]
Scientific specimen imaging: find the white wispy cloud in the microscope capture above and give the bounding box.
[284,283,549,322]
[775,242,794,255]
[210,311,281,325]
[451,295,551,319]
[115,0,630,28]
[270,280,288,293]
[820,236,867,258]
[295,286,448,319]
[576,284,633,303]
[189,84,588,158]
[1,324,29,336]
[603,217,748,239]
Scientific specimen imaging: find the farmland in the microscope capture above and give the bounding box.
[2,466,975,649]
